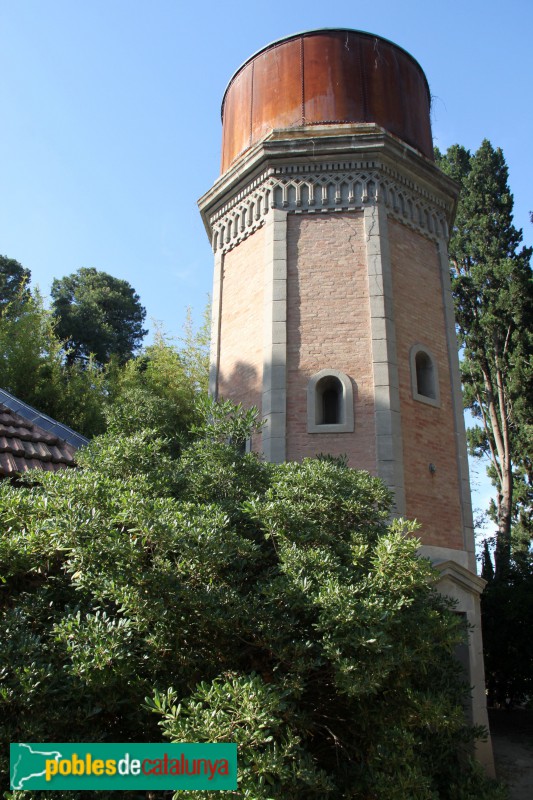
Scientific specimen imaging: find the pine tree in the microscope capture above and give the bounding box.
[51,267,147,366]
[436,140,533,580]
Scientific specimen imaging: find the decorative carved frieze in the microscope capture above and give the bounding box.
[209,161,451,253]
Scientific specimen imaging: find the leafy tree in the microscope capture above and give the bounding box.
[0,254,30,310]
[51,267,147,366]
[0,287,60,402]
[481,541,533,706]
[179,304,211,393]
[105,324,209,453]
[0,253,208,441]
[0,401,504,800]
[436,140,533,580]
[1,267,207,441]
[0,286,108,437]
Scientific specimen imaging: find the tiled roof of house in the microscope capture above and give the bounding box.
[0,389,89,477]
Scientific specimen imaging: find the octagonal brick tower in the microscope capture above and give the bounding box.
[198,29,493,771]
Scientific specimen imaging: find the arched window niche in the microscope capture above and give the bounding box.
[410,344,440,407]
[307,369,354,433]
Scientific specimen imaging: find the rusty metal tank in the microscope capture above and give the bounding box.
[220,29,433,174]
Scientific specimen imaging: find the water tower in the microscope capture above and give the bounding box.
[198,29,493,771]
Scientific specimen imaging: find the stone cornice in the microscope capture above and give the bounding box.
[198,125,459,253]
[433,560,487,597]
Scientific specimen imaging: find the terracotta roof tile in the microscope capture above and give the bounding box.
[0,400,86,477]
[9,437,26,455]
[13,455,34,472]
[0,452,18,475]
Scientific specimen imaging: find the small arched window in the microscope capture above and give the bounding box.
[307,369,354,433]
[415,351,435,399]
[319,376,342,424]
[410,345,440,407]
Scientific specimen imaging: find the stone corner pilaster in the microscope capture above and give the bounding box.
[364,203,406,515]
[261,208,287,463]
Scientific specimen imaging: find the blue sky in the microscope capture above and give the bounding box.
[2,0,531,540]
[2,0,531,335]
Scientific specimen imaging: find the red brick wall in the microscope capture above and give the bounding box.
[286,212,376,469]
[218,230,265,444]
[389,219,463,549]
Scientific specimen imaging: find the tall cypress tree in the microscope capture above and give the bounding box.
[436,140,533,580]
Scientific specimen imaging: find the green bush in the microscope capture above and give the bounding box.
[0,402,504,799]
